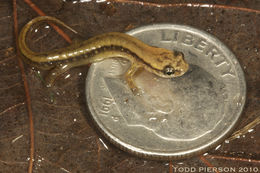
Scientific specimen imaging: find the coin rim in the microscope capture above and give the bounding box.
[85,24,247,160]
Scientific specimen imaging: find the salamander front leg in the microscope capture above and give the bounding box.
[124,65,143,95]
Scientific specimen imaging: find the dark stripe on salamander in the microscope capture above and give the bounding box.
[27,45,159,71]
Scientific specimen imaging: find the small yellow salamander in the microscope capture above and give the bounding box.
[18,16,189,93]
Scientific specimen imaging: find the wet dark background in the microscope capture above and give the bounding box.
[0,0,259,172]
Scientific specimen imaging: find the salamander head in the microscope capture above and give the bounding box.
[152,49,189,78]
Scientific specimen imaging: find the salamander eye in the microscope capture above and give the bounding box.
[163,65,175,75]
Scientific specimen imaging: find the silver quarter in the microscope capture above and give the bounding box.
[85,24,246,159]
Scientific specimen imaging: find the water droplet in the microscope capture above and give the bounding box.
[206,27,212,32]
[161,119,167,123]
[64,74,71,79]
[62,64,68,69]
[112,116,119,122]
[149,117,157,121]
[99,138,109,150]
[96,0,106,3]
[215,144,221,150]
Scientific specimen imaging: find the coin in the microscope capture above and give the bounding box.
[85,24,246,160]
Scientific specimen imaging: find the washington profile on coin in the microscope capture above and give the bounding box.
[86,24,246,160]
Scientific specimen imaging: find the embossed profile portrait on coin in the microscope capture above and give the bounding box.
[104,62,227,141]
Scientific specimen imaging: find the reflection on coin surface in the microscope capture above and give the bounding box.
[86,24,246,159]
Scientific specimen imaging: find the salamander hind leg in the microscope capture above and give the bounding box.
[45,63,74,87]
[45,57,92,87]
[124,64,143,95]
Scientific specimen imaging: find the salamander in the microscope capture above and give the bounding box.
[18,16,189,93]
